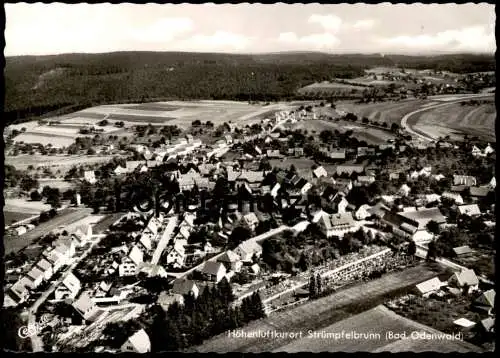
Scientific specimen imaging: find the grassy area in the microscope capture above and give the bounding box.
[4,210,35,224]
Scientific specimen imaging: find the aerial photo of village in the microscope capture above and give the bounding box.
[1,2,496,354]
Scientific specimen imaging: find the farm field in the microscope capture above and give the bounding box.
[336,99,429,127]
[4,207,93,254]
[287,119,396,145]
[6,154,116,172]
[4,211,36,225]
[191,262,448,353]
[408,101,496,142]
[298,81,366,96]
[275,305,482,353]
[4,198,52,215]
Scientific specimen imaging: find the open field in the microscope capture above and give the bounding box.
[6,154,116,172]
[4,207,93,254]
[4,211,36,225]
[298,81,366,96]
[275,305,481,353]
[287,119,395,145]
[192,262,449,352]
[408,101,496,141]
[4,198,52,215]
[13,133,76,147]
[336,99,430,127]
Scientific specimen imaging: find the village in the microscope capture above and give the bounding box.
[3,101,496,353]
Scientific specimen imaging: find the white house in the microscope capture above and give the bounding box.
[441,192,464,205]
[172,279,200,298]
[165,245,186,268]
[415,277,447,297]
[313,166,328,178]
[458,204,481,217]
[72,291,102,322]
[84,171,97,184]
[355,204,372,220]
[242,213,259,231]
[26,266,44,288]
[35,258,54,281]
[398,184,411,197]
[119,246,144,277]
[121,329,151,353]
[201,261,227,283]
[318,212,356,238]
[217,250,243,272]
[448,269,479,294]
[235,241,262,263]
[55,272,81,300]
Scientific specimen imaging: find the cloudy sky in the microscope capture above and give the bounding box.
[5,3,495,56]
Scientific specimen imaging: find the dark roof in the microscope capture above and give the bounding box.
[201,261,226,275]
[470,186,491,197]
[172,279,197,295]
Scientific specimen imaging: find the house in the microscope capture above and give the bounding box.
[165,245,186,268]
[453,175,477,187]
[318,212,356,238]
[84,171,97,184]
[424,194,441,204]
[325,148,346,160]
[294,147,304,157]
[469,186,491,198]
[72,224,93,247]
[330,195,349,214]
[121,329,151,353]
[356,175,375,186]
[241,212,259,231]
[157,292,184,311]
[488,176,496,189]
[355,204,372,220]
[478,317,495,338]
[441,192,464,205]
[14,226,27,236]
[313,166,328,178]
[139,235,153,252]
[172,279,200,298]
[458,204,481,217]
[55,272,82,300]
[35,258,54,280]
[224,135,233,144]
[452,245,474,258]
[200,261,227,283]
[266,149,282,158]
[453,318,476,329]
[336,165,364,176]
[483,143,494,155]
[217,250,242,272]
[398,208,446,231]
[389,172,401,181]
[331,178,353,194]
[357,147,376,157]
[119,246,144,277]
[473,289,495,314]
[235,241,262,262]
[415,277,447,297]
[448,269,479,293]
[114,165,128,176]
[398,184,411,197]
[72,291,103,322]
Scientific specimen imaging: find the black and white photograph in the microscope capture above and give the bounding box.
[1,2,496,353]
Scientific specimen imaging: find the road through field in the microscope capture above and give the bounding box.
[4,207,93,254]
[191,262,446,353]
[401,94,495,142]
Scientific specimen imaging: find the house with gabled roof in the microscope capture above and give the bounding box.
[35,258,54,281]
[415,277,447,297]
[473,289,495,314]
[469,186,491,198]
[453,175,477,187]
[336,165,364,177]
[241,212,259,231]
[200,261,227,283]
[172,279,200,298]
[55,272,82,300]
[448,269,479,293]
[72,290,103,322]
[119,245,144,277]
[217,250,242,272]
[458,204,481,217]
[313,166,328,178]
[235,241,262,262]
[165,244,186,269]
[121,329,151,353]
[441,192,464,205]
[318,212,356,238]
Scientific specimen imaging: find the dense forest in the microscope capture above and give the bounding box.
[4,51,495,125]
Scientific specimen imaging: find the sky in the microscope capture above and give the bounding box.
[5,3,496,56]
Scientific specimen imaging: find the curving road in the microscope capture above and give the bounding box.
[400,94,495,142]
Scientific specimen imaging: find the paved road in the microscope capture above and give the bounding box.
[401,94,495,142]
[28,234,105,351]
